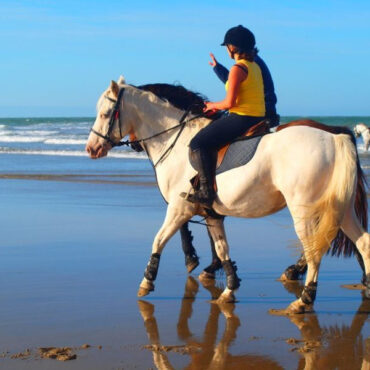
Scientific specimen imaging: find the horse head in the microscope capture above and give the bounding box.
[86,76,131,158]
[353,122,367,138]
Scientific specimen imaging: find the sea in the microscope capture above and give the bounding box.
[0,116,369,178]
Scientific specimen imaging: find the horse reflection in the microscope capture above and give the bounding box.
[278,280,370,370]
[138,276,283,370]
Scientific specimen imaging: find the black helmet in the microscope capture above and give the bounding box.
[221,25,255,52]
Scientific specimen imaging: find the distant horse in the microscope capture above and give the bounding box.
[86,77,369,314]
[354,123,370,151]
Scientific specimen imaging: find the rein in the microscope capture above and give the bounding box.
[90,87,204,167]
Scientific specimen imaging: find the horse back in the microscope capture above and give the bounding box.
[277,119,356,146]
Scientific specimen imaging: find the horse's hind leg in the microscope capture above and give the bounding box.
[341,207,370,296]
[138,203,194,297]
[280,253,307,281]
[205,217,241,303]
[282,215,329,314]
[199,227,223,280]
[180,222,199,273]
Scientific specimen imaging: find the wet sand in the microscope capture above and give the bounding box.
[0,173,368,369]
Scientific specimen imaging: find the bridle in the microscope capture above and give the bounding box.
[90,87,204,167]
[90,88,125,147]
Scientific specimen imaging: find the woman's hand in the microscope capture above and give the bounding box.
[203,101,218,114]
[208,53,218,67]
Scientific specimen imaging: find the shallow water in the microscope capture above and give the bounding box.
[0,162,368,369]
[0,117,369,368]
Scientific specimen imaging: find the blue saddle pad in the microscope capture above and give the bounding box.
[216,135,263,175]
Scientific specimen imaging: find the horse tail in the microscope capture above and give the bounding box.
[330,137,368,258]
[304,133,357,261]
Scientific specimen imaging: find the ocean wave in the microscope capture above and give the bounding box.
[0,147,147,159]
[0,136,45,143]
[44,138,87,145]
[13,129,59,135]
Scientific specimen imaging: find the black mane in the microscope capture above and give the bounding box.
[137,83,207,115]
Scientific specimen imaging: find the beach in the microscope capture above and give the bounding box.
[0,117,369,369]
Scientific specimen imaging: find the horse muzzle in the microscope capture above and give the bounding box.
[86,142,111,159]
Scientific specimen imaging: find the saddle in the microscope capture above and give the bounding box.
[216,119,269,169]
[190,119,269,189]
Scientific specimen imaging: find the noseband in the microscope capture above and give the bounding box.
[90,88,125,147]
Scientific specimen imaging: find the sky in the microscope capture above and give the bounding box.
[1,0,369,117]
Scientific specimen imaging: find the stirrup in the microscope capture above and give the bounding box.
[182,190,215,208]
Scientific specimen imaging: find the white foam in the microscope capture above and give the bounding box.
[0,136,45,143]
[0,148,147,159]
[44,138,87,145]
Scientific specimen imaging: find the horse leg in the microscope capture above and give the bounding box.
[283,215,328,314]
[280,245,365,284]
[138,204,193,297]
[205,217,241,303]
[198,227,222,280]
[340,207,370,297]
[180,222,200,273]
[280,253,308,281]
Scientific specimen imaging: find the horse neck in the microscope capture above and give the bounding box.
[123,87,190,163]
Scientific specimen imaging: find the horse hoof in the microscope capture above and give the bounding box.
[269,303,313,316]
[186,259,199,274]
[278,272,288,282]
[137,281,154,297]
[216,292,236,304]
[280,265,301,281]
[137,287,151,297]
[199,271,215,281]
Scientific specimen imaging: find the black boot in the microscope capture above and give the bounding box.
[186,149,216,208]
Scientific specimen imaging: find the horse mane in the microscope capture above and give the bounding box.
[137,83,207,115]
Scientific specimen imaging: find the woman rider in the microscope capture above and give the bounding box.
[184,25,266,208]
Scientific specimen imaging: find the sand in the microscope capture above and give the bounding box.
[0,173,368,369]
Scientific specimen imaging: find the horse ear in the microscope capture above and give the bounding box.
[110,80,119,97]
[118,75,126,85]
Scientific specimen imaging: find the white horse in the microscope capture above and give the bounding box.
[354,123,370,151]
[86,77,370,314]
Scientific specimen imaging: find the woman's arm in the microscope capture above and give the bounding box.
[204,64,247,111]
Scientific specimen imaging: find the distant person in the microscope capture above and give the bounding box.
[184,25,267,208]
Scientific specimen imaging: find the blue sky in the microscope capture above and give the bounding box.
[1,0,369,116]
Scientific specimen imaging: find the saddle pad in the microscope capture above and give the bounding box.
[216,135,263,175]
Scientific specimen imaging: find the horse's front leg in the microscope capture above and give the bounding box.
[206,217,241,303]
[180,222,200,273]
[138,203,194,297]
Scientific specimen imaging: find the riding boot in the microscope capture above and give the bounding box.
[186,149,217,208]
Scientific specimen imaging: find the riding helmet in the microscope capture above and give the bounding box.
[221,25,256,52]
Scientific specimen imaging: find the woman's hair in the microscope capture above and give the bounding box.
[229,45,259,62]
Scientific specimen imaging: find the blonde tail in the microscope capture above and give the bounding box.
[304,134,357,261]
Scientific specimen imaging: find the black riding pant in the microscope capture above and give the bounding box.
[190,113,264,151]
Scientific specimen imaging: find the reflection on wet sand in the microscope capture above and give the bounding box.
[138,277,369,370]
[279,281,370,370]
[139,277,282,369]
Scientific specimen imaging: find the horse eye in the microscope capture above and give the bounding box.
[100,112,110,119]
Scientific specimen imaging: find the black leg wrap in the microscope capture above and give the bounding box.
[295,256,308,275]
[204,259,222,274]
[222,260,241,290]
[180,223,195,255]
[144,253,161,281]
[301,282,318,305]
[284,265,301,280]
